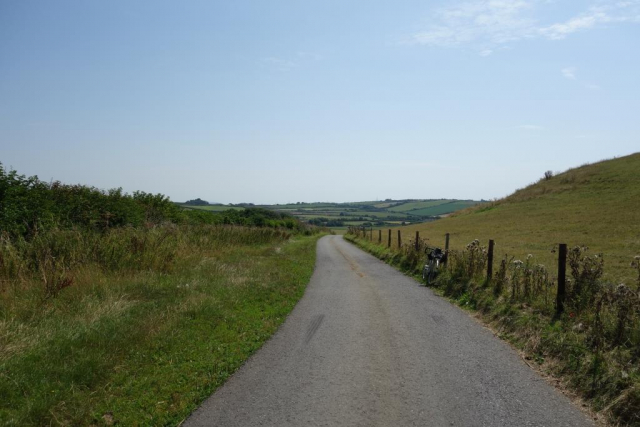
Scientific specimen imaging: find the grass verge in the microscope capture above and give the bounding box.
[1,227,323,426]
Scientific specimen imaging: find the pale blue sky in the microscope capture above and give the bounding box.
[1,0,639,203]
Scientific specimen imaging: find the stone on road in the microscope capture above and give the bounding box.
[184,235,594,427]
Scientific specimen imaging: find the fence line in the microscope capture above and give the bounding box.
[346,226,598,316]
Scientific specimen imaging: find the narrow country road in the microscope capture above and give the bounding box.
[184,235,594,427]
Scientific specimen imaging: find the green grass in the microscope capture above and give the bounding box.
[0,226,322,426]
[405,201,480,217]
[387,200,453,212]
[392,154,640,284]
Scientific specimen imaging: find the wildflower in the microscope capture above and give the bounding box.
[527,254,533,259]
[513,260,523,267]
[569,312,576,318]
[635,255,640,260]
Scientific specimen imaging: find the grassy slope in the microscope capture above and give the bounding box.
[387,200,452,212]
[0,232,322,426]
[406,200,480,217]
[399,153,640,283]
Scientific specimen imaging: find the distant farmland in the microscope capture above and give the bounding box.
[178,199,482,230]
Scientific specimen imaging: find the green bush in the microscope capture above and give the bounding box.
[0,164,316,239]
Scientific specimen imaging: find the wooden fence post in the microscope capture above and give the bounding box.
[378,229,382,244]
[388,229,391,248]
[557,243,567,315]
[444,233,450,266]
[397,230,402,249]
[487,239,495,280]
[415,231,420,251]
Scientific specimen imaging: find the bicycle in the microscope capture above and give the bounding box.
[422,247,446,285]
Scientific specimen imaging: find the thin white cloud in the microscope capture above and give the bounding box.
[411,0,537,47]
[409,0,640,51]
[538,4,639,39]
[516,124,544,130]
[561,67,603,90]
[479,49,494,56]
[561,67,576,79]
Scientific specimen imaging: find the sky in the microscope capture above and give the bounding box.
[1,0,639,204]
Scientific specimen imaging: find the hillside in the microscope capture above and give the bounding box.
[396,153,640,284]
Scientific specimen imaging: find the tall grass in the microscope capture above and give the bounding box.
[1,224,322,425]
[346,229,640,426]
[1,225,292,296]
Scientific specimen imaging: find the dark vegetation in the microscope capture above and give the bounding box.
[0,163,311,238]
[184,197,210,206]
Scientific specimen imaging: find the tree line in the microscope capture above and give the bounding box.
[0,164,310,239]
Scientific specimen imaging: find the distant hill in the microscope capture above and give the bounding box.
[180,199,482,230]
[399,153,640,283]
[183,198,210,206]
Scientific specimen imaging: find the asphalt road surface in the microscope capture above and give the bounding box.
[184,235,594,427]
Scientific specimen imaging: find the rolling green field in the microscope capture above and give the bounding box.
[179,199,482,230]
[387,200,452,212]
[400,200,479,217]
